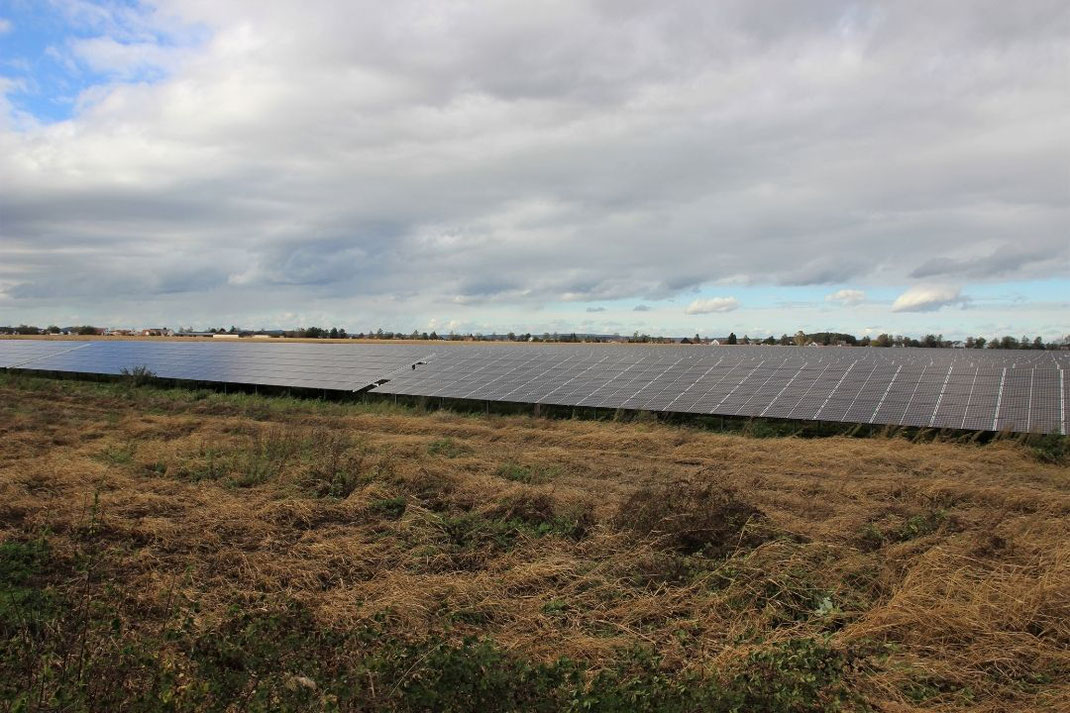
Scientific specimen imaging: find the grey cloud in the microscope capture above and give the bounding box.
[633,305,651,312]
[778,258,869,286]
[910,250,1052,279]
[0,0,1067,330]
[585,306,606,312]
[8,263,228,299]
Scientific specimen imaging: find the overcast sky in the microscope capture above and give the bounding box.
[1,0,1067,338]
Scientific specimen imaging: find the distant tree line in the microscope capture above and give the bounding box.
[0,324,101,336]
[3,323,1069,349]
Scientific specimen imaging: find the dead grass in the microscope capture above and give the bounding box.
[0,372,1068,711]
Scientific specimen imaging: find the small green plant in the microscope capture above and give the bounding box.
[861,509,950,550]
[370,496,407,520]
[428,438,471,458]
[541,599,569,617]
[96,442,135,466]
[0,537,58,634]
[896,510,947,541]
[723,637,849,712]
[495,462,561,484]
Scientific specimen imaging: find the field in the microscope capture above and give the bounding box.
[1,373,1067,712]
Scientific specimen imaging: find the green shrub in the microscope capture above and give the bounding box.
[1031,433,1067,465]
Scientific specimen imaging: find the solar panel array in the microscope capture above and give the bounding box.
[0,340,94,368]
[372,344,1068,435]
[2,340,1066,434]
[1,340,429,391]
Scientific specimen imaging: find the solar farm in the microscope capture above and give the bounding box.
[1,339,1066,434]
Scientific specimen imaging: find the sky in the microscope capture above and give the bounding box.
[0,0,1067,339]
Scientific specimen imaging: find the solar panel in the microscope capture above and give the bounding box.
[5,340,431,392]
[0,340,93,368]
[3,339,1067,434]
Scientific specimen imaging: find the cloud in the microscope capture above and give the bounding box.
[585,306,606,312]
[632,304,651,312]
[779,258,868,286]
[0,0,1067,334]
[891,285,968,312]
[825,289,866,306]
[0,18,11,35]
[685,297,740,314]
[910,250,1050,280]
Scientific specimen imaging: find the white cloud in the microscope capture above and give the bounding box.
[685,297,740,314]
[0,18,12,35]
[825,289,866,306]
[891,285,967,312]
[0,1,1067,334]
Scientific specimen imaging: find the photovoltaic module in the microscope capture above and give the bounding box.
[1,340,1066,434]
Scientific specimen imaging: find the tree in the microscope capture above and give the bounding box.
[793,331,808,346]
[1033,336,1045,350]
[998,336,1018,349]
[873,333,891,347]
[726,332,738,345]
[329,327,339,339]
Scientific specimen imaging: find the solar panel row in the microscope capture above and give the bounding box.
[372,344,1069,435]
[0,340,429,392]
[1,340,1066,435]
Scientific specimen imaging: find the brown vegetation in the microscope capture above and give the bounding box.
[0,373,1067,711]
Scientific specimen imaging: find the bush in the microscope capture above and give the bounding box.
[614,476,767,556]
[1031,433,1067,465]
[119,364,157,387]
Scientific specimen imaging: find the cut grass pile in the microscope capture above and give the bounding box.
[0,372,1068,711]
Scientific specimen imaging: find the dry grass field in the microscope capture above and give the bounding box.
[1,372,1067,712]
